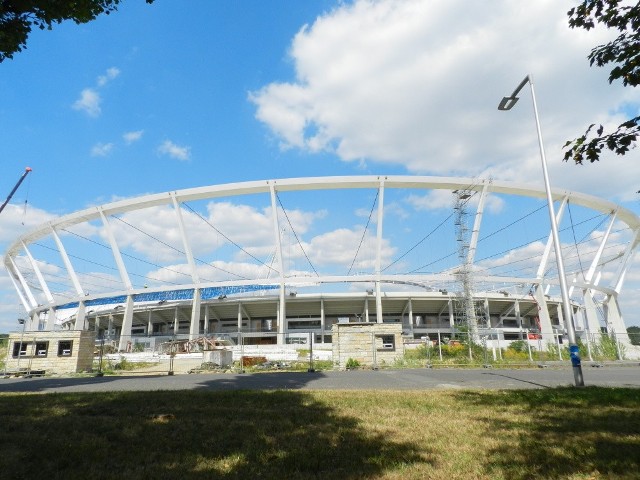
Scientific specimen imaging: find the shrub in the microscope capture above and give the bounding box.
[502,349,529,361]
[441,343,466,358]
[345,358,361,369]
[508,340,528,353]
[404,345,429,360]
[628,326,640,346]
[114,357,130,370]
[590,334,624,360]
[242,356,268,367]
[108,357,153,372]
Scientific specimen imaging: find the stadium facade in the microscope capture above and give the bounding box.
[3,176,639,352]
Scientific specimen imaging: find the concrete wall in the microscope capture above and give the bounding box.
[203,349,233,367]
[332,322,404,369]
[5,330,95,374]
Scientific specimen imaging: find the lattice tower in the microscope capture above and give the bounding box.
[453,190,480,343]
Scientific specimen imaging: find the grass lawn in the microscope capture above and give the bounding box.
[0,387,638,479]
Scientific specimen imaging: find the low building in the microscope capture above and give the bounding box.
[4,330,95,375]
[332,322,403,369]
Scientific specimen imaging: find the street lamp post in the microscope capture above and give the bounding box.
[499,74,585,387]
[16,318,26,372]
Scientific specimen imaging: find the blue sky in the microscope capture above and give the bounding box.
[1,0,639,331]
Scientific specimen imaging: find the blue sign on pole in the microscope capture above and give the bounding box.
[569,344,581,367]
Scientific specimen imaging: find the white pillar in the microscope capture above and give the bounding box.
[6,265,34,313]
[270,184,286,345]
[173,306,179,334]
[45,306,57,331]
[108,315,114,339]
[189,289,201,340]
[364,297,370,322]
[583,291,602,339]
[99,209,133,290]
[533,286,555,345]
[117,295,135,352]
[147,310,153,336]
[51,227,85,296]
[171,194,200,284]
[375,180,385,323]
[320,299,325,343]
[604,294,632,344]
[74,301,86,330]
[22,242,54,305]
[408,298,414,337]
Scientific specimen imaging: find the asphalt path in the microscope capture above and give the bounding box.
[1,365,639,393]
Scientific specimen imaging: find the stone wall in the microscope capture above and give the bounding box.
[5,330,96,374]
[332,322,404,369]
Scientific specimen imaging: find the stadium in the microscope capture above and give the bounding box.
[3,176,639,360]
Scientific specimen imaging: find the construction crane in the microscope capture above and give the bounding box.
[0,167,32,216]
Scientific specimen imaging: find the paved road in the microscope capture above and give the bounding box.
[0,365,638,393]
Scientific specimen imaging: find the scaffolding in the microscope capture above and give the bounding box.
[452,190,484,346]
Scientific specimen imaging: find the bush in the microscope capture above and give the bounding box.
[441,343,467,358]
[508,340,528,353]
[592,335,624,360]
[242,356,268,367]
[106,357,153,372]
[345,358,361,369]
[404,345,429,360]
[502,349,529,361]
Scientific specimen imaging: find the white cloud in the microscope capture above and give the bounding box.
[97,67,120,87]
[123,130,144,144]
[72,88,101,117]
[0,204,56,243]
[90,142,114,157]
[251,0,639,201]
[306,227,395,270]
[72,67,121,117]
[407,190,505,214]
[157,140,191,161]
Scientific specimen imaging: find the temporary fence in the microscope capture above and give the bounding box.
[1,329,639,377]
[411,329,640,367]
[92,331,333,375]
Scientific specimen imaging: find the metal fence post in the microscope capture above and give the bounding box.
[538,336,546,366]
[25,336,35,377]
[371,331,378,370]
[97,335,105,377]
[585,331,593,362]
[613,329,622,360]
[168,335,175,375]
[308,331,315,372]
[482,335,491,368]
[16,318,26,372]
[239,331,245,373]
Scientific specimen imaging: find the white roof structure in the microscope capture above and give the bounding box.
[4,176,639,349]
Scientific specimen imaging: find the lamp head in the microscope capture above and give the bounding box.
[498,96,519,110]
[498,75,531,110]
